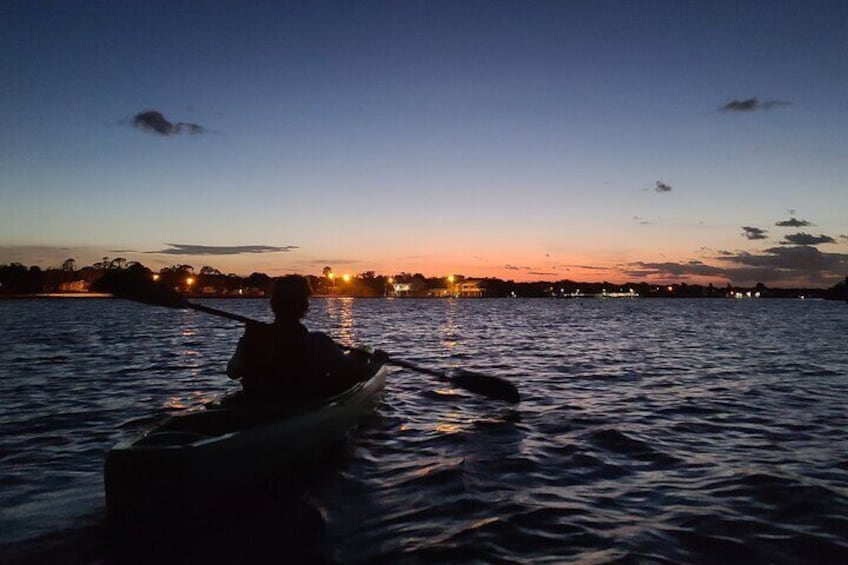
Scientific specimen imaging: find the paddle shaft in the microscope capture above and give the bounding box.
[184,300,518,402]
[186,302,258,325]
[96,270,518,401]
[187,302,515,395]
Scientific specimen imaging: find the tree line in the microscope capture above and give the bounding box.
[1,258,845,300]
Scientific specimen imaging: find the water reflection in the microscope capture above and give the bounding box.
[2,298,847,563]
[325,297,356,346]
[441,298,459,351]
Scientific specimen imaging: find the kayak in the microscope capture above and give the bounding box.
[105,364,388,519]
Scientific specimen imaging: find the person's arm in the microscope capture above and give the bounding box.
[307,332,359,379]
[226,336,245,380]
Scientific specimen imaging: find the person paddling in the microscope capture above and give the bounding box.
[226,274,386,402]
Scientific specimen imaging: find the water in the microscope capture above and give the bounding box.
[1,297,846,563]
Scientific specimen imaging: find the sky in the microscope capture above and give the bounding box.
[2,0,847,287]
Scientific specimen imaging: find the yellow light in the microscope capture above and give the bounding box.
[328,272,335,280]
[388,277,394,284]
[152,274,160,281]
[186,277,195,286]
[448,275,455,283]
[342,274,351,283]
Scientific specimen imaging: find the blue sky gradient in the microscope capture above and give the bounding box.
[2,1,847,285]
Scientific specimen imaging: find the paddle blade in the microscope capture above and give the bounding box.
[450,370,520,404]
[92,270,189,309]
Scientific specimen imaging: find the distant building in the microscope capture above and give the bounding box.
[456,279,485,297]
[427,287,451,298]
[59,280,89,292]
[391,282,412,297]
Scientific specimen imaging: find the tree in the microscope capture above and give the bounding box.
[62,258,76,272]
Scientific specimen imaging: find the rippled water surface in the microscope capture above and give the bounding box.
[1,297,846,563]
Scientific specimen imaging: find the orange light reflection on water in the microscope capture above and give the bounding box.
[326,296,355,346]
[441,298,459,351]
[164,397,187,410]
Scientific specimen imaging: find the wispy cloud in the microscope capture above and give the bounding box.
[655,180,672,193]
[775,217,812,227]
[742,226,768,240]
[147,243,298,255]
[720,98,791,112]
[132,110,209,136]
[780,232,836,245]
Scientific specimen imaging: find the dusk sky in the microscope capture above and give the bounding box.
[2,1,847,286]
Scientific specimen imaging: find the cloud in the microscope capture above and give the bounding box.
[655,180,672,193]
[623,260,727,280]
[775,217,812,227]
[147,243,298,255]
[574,265,610,271]
[841,235,848,242]
[780,232,836,245]
[716,246,848,283]
[720,98,791,112]
[623,247,848,286]
[504,264,521,270]
[742,226,768,240]
[527,271,558,277]
[132,110,209,136]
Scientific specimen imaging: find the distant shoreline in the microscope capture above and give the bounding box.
[0,292,842,301]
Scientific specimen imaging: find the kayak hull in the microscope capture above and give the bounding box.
[105,365,388,519]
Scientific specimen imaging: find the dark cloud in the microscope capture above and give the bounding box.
[132,110,208,136]
[527,271,558,277]
[780,232,836,245]
[620,246,848,286]
[147,243,297,255]
[655,181,672,193]
[504,265,521,270]
[716,246,848,282]
[775,217,812,227]
[623,260,727,280]
[742,226,768,240]
[720,98,791,112]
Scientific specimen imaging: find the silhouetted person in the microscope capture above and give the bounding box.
[227,275,386,402]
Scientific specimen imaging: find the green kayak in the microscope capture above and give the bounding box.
[105,364,388,519]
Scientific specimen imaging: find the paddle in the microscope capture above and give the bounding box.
[93,270,520,404]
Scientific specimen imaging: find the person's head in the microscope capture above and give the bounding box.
[270,275,312,321]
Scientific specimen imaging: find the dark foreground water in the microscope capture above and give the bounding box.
[1,297,846,564]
